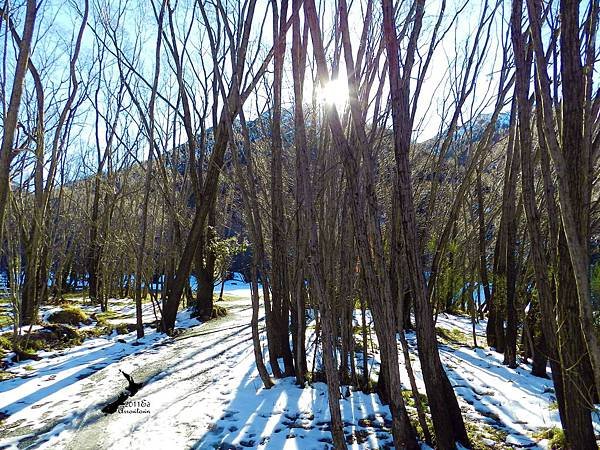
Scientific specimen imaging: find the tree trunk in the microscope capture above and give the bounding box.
[518,1,597,444]
[381,0,469,446]
[250,261,273,389]
[476,168,492,307]
[194,209,216,319]
[556,232,596,447]
[0,0,38,242]
[269,0,294,378]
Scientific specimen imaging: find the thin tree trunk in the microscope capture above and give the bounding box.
[0,0,38,243]
[476,168,492,307]
[382,0,469,447]
[250,261,274,388]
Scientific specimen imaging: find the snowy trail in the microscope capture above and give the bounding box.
[58,298,258,450]
[0,292,258,450]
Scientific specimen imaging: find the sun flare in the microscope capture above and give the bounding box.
[316,78,349,111]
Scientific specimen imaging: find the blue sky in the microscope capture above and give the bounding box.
[5,0,592,175]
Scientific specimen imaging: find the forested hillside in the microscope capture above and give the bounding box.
[1,0,599,449]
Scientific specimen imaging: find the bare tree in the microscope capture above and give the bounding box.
[382,0,469,447]
[0,0,37,245]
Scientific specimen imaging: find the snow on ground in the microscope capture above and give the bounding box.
[0,278,401,450]
[0,276,252,334]
[1,278,598,449]
[426,313,599,447]
[0,304,200,447]
[348,310,600,448]
[1,295,156,335]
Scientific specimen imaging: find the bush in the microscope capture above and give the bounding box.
[48,306,89,326]
[0,333,46,356]
[0,334,46,352]
[85,321,136,337]
[0,335,11,350]
[465,421,508,450]
[29,324,83,349]
[549,428,567,449]
[435,326,469,346]
[114,323,137,335]
[1,324,84,356]
[534,427,566,449]
[0,371,16,381]
[212,305,227,318]
[24,337,47,352]
[401,389,428,408]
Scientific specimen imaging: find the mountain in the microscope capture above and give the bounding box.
[428,110,512,165]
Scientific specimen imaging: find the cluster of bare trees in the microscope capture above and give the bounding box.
[1,0,264,331]
[501,1,599,447]
[2,0,600,448]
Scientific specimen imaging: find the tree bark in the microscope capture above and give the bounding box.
[382,0,469,447]
[518,1,597,445]
[0,0,38,244]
